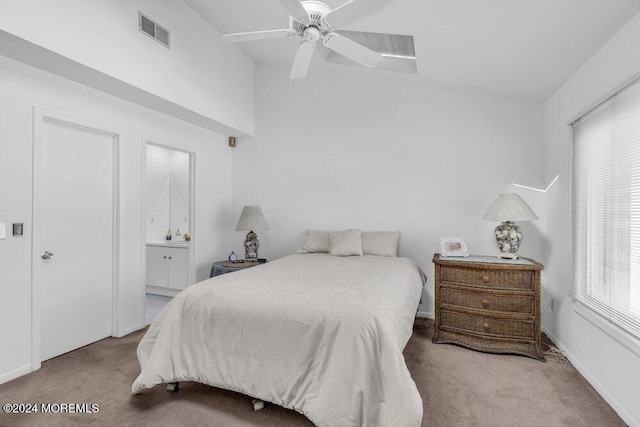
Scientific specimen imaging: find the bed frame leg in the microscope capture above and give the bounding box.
[167,382,179,392]
[252,399,270,411]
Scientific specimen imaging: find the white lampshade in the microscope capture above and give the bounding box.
[481,193,538,222]
[235,206,269,231]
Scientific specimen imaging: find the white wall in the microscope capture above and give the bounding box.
[0,0,255,135]
[232,64,546,314]
[544,11,640,427]
[0,54,234,384]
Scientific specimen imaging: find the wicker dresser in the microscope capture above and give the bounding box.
[432,254,545,361]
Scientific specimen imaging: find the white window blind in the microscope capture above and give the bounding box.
[570,78,640,343]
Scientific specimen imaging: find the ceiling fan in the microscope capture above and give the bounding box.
[223,0,399,79]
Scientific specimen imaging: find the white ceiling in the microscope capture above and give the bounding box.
[183,0,640,100]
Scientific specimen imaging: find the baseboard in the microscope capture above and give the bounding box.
[123,323,146,336]
[0,364,32,385]
[541,326,639,427]
[146,285,181,298]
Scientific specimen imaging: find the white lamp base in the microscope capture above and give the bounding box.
[497,252,519,260]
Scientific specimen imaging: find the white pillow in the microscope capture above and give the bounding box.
[329,229,363,257]
[362,231,400,257]
[297,230,330,253]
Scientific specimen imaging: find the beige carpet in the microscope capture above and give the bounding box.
[0,322,625,426]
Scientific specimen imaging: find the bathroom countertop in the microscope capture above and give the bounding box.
[146,241,190,248]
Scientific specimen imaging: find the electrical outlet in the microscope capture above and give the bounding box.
[13,223,23,236]
[550,299,554,310]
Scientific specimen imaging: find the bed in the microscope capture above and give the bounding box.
[132,252,424,426]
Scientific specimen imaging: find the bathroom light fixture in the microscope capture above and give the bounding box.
[482,193,538,259]
[235,206,268,260]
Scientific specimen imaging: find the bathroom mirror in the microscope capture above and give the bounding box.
[146,144,190,242]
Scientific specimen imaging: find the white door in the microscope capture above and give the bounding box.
[34,117,116,362]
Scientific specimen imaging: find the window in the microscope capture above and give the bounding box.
[570,78,640,345]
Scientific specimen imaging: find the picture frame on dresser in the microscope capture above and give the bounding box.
[439,237,470,257]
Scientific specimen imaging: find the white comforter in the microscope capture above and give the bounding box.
[132,254,424,426]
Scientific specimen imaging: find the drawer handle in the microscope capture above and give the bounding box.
[483,322,490,330]
[482,298,489,306]
[482,275,489,283]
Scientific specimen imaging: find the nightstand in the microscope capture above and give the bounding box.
[209,259,265,278]
[432,253,545,361]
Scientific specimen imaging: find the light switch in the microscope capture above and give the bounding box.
[0,223,5,240]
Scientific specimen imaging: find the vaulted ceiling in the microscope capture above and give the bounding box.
[184,0,640,100]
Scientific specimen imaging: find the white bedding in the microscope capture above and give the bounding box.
[132,253,424,426]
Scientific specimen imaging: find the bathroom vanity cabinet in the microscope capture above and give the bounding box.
[146,243,189,295]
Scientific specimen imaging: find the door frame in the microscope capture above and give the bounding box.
[31,108,120,370]
[141,138,196,321]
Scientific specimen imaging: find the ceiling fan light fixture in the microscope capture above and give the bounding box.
[302,26,320,42]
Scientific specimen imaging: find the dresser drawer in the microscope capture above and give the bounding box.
[440,309,535,339]
[440,286,534,314]
[440,266,534,291]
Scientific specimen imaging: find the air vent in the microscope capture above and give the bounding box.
[138,12,170,48]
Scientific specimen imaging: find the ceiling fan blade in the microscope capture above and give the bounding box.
[290,40,316,79]
[324,0,397,30]
[323,33,382,68]
[276,0,309,21]
[314,42,331,62]
[223,29,297,43]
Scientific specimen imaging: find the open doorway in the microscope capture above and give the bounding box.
[143,142,195,324]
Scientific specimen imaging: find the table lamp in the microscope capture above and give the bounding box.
[481,193,538,259]
[235,205,269,260]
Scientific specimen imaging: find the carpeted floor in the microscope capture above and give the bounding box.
[0,321,625,426]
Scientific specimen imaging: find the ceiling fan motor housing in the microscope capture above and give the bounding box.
[290,1,332,35]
